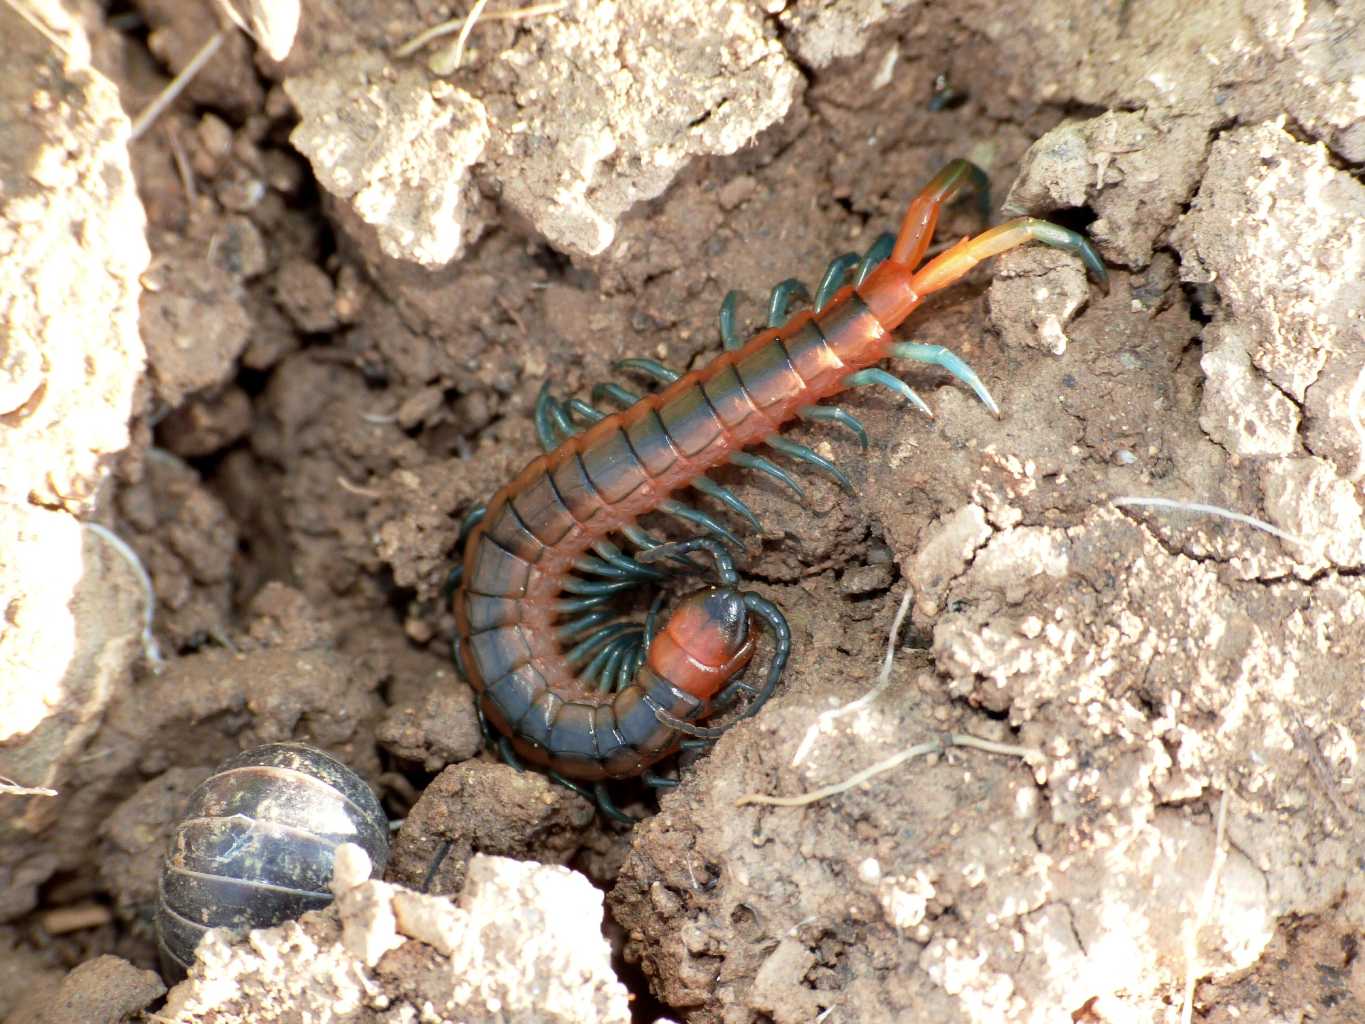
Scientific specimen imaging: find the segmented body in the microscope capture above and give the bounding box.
[451,160,1108,792]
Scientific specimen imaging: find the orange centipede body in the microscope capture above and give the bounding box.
[449,160,1108,820]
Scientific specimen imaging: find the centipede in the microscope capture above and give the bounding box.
[449,159,1107,821]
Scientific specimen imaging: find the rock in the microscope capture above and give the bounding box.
[161,854,630,1023]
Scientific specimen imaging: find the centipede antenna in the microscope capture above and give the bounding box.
[735,593,791,720]
[891,342,1000,416]
[767,436,855,493]
[719,291,742,350]
[814,253,860,311]
[799,405,870,449]
[846,367,933,419]
[712,676,759,714]
[654,707,728,739]
[616,358,681,385]
[766,278,810,327]
[731,451,807,501]
[692,475,763,531]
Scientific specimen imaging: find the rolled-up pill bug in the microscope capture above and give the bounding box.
[156,741,389,978]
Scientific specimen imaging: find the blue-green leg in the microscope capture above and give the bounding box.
[891,342,1000,416]
[853,232,896,286]
[765,278,809,327]
[767,435,854,493]
[846,367,933,419]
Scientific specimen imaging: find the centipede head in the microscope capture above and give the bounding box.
[647,586,756,701]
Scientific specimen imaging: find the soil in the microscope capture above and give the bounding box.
[1,1,1362,1023]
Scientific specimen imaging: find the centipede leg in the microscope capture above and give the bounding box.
[534,384,563,451]
[615,357,680,385]
[593,783,637,824]
[498,736,525,772]
[475,700,494,744]
[801,405,870,449]
[443,504,487,592]
[814,252,860,311]
[452,635,467,682]
[911,216,1109,295]
[765,278,810,327]
[846,367,933,419]
[566,398,606,425]
[731,451,806,500]
[660,499,744,549]
[853,232,896,286]
[891,342,1000,416]
[592,381,641,409]
[692,475,763,532]
[767,436,855,493]
[642,769,679,789]
[719,291,742,350]
[712,676,758,712]
[421,839,454,894]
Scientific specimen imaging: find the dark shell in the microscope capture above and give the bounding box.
[155,742,388,977]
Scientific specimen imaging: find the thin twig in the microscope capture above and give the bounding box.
[394,0,566,59]
[82,522,166,671]
[2,0,71,57]
[1288,710,1354,827]
[447,0,489,70]
[736,733,1042,808]
[336,475,384,499]
[0,776,58,798]
[1180,789,1229,1024]
[1111,495,1309,548]
[130,28,226,140]
[1348,362,1365,482]
[791,586,913,767]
